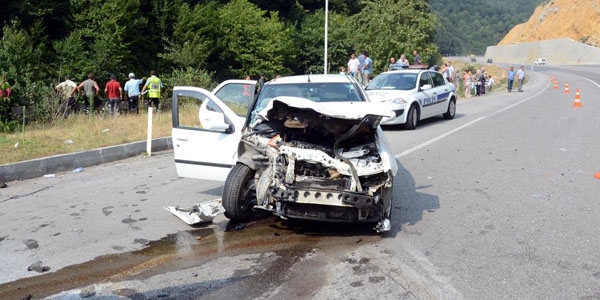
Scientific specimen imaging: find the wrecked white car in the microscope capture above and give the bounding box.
[171,75,398,231]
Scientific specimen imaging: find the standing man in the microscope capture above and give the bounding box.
[257,73,266,93]
[412,50,422,65]
[76,72,100,113]
[357,51,366,86]
[347,53,360,80]
[55,75,78,116]
[124,73,145,114]
[388,57,397,71]
[142,70,163,111]
[104,74,122,115]
[362,52,373,86]
[447,61,455,83]
[399,54,410,67]
[516,65,525,92]
[507,66,515,92]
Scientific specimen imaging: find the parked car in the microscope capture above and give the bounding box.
[171,74,398,232]
[364,69,457,129]
[534,58,546,65]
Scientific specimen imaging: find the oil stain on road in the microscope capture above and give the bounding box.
[0,216,381,299]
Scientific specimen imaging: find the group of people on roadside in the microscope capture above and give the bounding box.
[346,51,374,86]
[507,65,525,93]
[461,67,495,98]
[387,50,421,71]
[54,71,163,116]
[461,65,524,98]
[345,49,426,87]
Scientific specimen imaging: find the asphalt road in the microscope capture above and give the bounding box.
[1,66,599,299]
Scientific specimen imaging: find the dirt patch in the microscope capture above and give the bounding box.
[499,0,600,47]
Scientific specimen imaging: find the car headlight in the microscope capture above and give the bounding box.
[383,98,407,105]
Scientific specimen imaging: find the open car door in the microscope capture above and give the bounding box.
[171,80,256,181]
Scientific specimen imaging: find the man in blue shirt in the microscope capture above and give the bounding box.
[357,51,366,86]
[123,73,145,113]
[507,66,515,92]
[362,52,373,86]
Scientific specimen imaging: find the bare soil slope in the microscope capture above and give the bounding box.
[499,0,600,47]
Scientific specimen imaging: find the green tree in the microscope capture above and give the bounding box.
[348,0,439,72]
[0,20,45,104]
[215,0,295,79]
[430,0,545,55]
[294,9,353,74]
[159,2,217,71]
[65,0,138,82]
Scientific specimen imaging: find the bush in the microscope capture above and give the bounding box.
[158,68,216,112]
[0,119,20,133]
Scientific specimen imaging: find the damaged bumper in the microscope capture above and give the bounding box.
[235,98,397,231]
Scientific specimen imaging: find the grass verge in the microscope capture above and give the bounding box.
[1,112,171,165]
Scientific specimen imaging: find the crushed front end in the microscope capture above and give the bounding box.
[237,98,396,232]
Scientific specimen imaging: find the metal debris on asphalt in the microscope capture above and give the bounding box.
[164,199,223,225]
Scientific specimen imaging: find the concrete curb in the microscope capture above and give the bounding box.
[0,137,173,182]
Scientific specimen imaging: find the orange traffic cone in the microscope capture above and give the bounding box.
[550,75,554,82]
[573,88,582,107]
[553,80,558,89]
[564,81,570,94]
[594,172,600,179]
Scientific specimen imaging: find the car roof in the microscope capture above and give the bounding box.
[266,74,356,85]
[379,69,428,75]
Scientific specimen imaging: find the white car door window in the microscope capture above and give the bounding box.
[212,80,256,117]
[171,80,255,181]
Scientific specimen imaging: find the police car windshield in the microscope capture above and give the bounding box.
[365,73,417,91]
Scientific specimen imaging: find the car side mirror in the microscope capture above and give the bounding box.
[420,84,432,91]
[200,100,232,133]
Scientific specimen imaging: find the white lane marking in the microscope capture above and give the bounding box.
[395,80,549,159]
[582,77,600,89]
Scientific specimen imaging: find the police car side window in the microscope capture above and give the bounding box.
[419,72,431,88]
[431,72,446,87]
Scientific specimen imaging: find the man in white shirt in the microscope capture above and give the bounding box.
[55,75,78,116]
[516,65,525,92]
[347,53,360,80]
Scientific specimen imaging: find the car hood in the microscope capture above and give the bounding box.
[365,89,415,102]
[253,96,396,128]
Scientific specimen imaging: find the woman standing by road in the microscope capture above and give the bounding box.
[463,70,472,98]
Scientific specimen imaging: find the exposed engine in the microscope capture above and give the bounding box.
[239,99,393,228]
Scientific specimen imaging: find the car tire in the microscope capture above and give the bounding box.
[223,163,256,221]
[404,104,419,130]
[443,98,456,119]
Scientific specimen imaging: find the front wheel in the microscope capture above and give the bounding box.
[443,99,456,119]
[404,105,419,130]
[223,163,256,221]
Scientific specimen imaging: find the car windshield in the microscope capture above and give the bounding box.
[365,73,417,91]
[250,82,364,125]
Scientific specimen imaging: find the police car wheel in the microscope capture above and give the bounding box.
[404,105,419,130]
[443,99,456,120]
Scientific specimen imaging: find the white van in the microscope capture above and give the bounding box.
[534,58,546,65]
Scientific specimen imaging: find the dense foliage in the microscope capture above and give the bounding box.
[0,0,541,128]
[430,0,545,55]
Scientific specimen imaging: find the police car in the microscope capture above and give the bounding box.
[364,68,457,129]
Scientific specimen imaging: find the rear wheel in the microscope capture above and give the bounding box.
[443,98,456,119]
[223,163,256,221]
[404,104,419,130]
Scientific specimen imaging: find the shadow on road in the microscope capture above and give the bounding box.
[386,159,439,238]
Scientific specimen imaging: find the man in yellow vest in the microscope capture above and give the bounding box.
[141,70,163,111]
